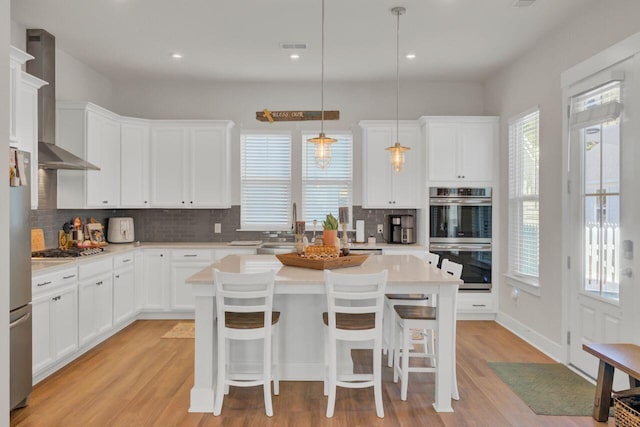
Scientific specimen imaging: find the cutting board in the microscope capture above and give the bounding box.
[31,229,46,252]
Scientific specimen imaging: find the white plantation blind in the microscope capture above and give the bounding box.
[241,133,292,230]
[302,133,353,227]
[508,109,540,278]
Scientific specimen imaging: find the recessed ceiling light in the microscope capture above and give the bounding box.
[290,54,300,60]
[406,53,416,60]
[171,52,183,60]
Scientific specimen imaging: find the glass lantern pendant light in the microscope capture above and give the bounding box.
[386,6,410,173]
[307,0,336,169]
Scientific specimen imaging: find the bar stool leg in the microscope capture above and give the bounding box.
[393,315,401,383]
[401,323,410,401]
[326,333,337,418]
[273,324,280,396]
[263,334,273,417]
[374,333,384,418]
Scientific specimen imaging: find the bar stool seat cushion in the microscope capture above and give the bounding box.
[322,312,375,330]
[226,311,281,329]
[394,306,436,321]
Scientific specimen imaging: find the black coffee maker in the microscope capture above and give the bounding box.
[388,214,415,244]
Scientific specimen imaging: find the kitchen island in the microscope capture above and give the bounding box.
[186,254,462,413]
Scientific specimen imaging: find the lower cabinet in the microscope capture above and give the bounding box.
[113,265,135,325]
[32,284,78,375]
[170,249,213,311]
[78,272,113,346]
[141,249,170,310]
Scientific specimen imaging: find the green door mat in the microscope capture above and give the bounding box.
[488,362,606,416]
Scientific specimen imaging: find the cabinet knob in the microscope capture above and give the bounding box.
[182,201,185,204]
[190,201,193,204]
[96,280,103,286]
[160,254,164,257]
[144,201,148,204]
[102,200,109,204]
[388,201,392,204]
[115,275,120,279]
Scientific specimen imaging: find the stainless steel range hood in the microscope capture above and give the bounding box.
[26,29,100,171]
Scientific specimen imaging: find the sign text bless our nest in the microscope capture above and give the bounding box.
[257,109,339,122]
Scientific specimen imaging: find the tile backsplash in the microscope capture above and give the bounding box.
[30,205,416,248]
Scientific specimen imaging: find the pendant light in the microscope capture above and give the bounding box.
[386,6,410,173]
[307,0,336,169]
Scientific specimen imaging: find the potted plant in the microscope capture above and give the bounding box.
[322,213,339,247]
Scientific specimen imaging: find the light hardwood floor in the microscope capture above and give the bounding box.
[11,320,612,426]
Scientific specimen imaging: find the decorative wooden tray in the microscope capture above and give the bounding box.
[276,252,369,270]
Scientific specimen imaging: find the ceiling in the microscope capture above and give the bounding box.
[11,0,596,83]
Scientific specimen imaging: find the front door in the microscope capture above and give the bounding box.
[567,57,640,387]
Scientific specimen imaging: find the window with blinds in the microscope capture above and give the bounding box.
[240,133,292,230]
[508,109,540,279]
[301,133,353,227]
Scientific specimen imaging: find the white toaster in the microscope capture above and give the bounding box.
[107,217,135,243]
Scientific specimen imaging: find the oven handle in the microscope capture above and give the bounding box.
[430,243,492,251]
[429,198,492,206]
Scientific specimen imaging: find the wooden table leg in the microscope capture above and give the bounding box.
[630,376,640,388]
[593,360,615,422]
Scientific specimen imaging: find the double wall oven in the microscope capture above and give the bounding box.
[429,187,492,291]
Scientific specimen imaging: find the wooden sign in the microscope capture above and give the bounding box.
[257,109,340,123]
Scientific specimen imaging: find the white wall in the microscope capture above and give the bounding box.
[2,3,11,426]
[485,0,640,352]
[10,20,114,110]
[112,79,485,205]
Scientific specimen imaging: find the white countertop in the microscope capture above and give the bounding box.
[31,241,428,274]
[187,254,460,294]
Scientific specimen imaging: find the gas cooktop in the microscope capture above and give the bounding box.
[32,247,105,258]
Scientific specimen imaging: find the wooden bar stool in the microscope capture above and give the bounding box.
[393,259,461,401]
[322,269,388,418]
[213,269,280,417]
[383,252,439,368]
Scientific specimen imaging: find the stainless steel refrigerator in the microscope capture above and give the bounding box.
[9,150,32,409]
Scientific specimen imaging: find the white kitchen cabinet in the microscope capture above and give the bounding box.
[141,249,170,311]
[32,285,78,374]
[423,117,498,183]
[78,259,114,347]
[32,267,79,376]
[120,118,150,207]
[9,46,47,208]
[9,46,32,146]
[360,121,421,208]
[170,249,213,311]
[149,121,233,208]
[113,253,136,325]
[57,102,121,208]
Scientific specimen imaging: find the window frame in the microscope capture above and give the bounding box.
[300,131,354,229]
[506,107,541,295]
[239,131,292,231]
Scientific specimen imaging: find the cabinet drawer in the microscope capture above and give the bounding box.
[171,249,213,262]
[78,258,113,280]
[32,267,78,293]
[113,252,135,269]
[457,294,494,312]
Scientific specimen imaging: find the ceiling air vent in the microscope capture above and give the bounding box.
[280,43,308,50]
[512,0,536,6]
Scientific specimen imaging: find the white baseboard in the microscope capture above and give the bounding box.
[137,310,194,320]
[496,312,564,362]
[457,312,497,321]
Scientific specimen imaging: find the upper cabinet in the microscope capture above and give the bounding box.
[360,121,422,209]
[9,46,48,209]
[57,103,121,208]
[422,116,499,184]
[120,118,151,208]
[150,121,232,208]
[56,102,233,209]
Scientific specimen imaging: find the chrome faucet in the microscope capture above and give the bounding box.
[292,202,297,231]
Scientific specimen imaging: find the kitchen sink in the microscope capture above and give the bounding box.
[257,242,295,254]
